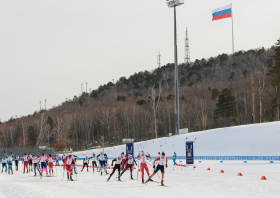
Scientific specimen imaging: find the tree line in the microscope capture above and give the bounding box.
[0,39,279,150]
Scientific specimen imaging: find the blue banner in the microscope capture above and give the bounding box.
[186,141,194,164]
[126,143,134,158]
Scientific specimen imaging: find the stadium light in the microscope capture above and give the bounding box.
[166,0,184,135]
[166,0,184,8]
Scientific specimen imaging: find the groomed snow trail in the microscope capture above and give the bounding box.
[73,121,280,157]
[0,160,280,198]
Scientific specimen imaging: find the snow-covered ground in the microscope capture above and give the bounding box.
[1,122,280,197]
[74,121,280,158]
[0,160,280,198]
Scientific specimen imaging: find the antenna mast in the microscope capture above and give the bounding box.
[158,52,161,68]
[184,26,190,65]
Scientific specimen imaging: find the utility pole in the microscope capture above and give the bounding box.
[44,99,47,110]
[157,51,161,68]
[167,0,184,135]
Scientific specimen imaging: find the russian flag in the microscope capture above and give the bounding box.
[212,4,232,21]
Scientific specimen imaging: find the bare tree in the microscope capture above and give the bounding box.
[256,64,267,122]
[148,83,162,138]
[249,72,256,122]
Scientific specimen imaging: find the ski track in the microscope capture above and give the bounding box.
[0,160,280,198]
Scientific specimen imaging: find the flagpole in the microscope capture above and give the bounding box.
[231,3,234,54]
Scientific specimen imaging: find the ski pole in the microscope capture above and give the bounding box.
[137,159,139,181]
[147,161,161,180]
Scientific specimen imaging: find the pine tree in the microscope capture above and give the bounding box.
[46,116,54,130]
[214,88,237,119]
[27,126,37,147]
[269,39,280,115]
[270,39,280,87]
[211,89,220,100]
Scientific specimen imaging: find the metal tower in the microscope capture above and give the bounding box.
[157,52,161,68]
[184,26,190,65]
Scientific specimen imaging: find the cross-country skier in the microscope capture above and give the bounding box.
[89,153,98,173]
[15,154,19,171]
[137,151,152,184]
[28,153,33,172]
[107,155,122,182]
[39,153,49,178]
[1,157,7,173]
[7,154,13,174]
[61,153,67,171]
[71,155,77,175]
[173,152,177,165]
[146,152,168,186]
[81,156,89,172]
[22,153,29,173]
[121,152,127,170]
[32,155,41,177]
[64,154,75,181]
[37,156,41,169]
[55,155,59,165]
[120,154,137,180]
[48,154,55,175]
[97,151,108,176]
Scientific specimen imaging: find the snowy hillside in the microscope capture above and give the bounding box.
[73,121,280,158]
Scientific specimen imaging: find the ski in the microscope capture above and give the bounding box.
[43,176,57,177]
[159,185,170,187]
[150,181,161,183]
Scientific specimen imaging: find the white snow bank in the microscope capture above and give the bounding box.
[73,121,280,158]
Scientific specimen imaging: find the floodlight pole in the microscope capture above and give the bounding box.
[167,0,183,135]
[173,5,179,136]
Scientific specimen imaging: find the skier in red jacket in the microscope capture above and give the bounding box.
[146,152,168,186]
[121,152,127,170]
[137,151,152,184]
[64,154,75,181]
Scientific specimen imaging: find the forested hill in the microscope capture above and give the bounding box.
[1,43,279,150]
